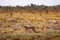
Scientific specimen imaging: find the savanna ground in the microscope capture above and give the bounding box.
[0,5,60,40]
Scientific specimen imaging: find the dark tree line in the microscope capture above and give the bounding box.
[0,4,60,13]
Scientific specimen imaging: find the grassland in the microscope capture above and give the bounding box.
[0,5,60,40]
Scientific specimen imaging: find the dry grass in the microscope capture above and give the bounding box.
[0,5,60,40]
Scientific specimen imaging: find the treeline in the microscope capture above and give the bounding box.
[0,4,60,13]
